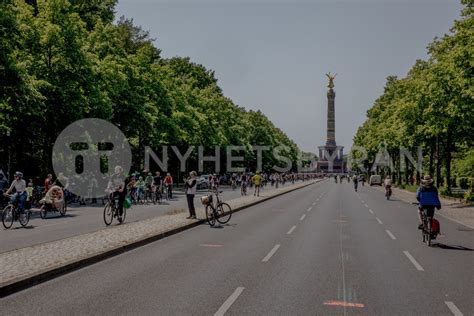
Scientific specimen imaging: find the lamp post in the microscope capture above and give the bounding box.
[6,130,11,182]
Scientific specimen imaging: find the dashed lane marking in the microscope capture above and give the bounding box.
[262,244,280,262]
[385,230,396,240]
[403,251,424,271]
[445,301,463,316]
[214,287,245,316]
[287,225,296,235]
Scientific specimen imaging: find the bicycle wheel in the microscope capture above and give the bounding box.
[19,211,30,227]
[216,202,232,224]
[39,205,47,219]
[103,203,114,226]
[2,205,14,229]
[205,205,216,226]
[59,200,67,216]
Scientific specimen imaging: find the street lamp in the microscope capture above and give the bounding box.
[6,130,11,182]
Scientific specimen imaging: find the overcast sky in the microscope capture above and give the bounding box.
[115,0,462,153]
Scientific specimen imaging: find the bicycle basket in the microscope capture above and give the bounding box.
[200,195,213,205]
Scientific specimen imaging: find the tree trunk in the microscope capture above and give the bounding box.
[429,137,435,176]
[445,131,452,190]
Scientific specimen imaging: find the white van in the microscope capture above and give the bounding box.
[369,175,382,186]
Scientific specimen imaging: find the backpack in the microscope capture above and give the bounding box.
[431,218,440,238]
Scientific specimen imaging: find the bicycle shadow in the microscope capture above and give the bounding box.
[207,223,237,229]
[431,242,473,251]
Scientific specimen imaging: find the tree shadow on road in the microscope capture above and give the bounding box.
[432,242,473,251]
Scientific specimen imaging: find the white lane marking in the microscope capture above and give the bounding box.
[287,225,297,235]
[307,207,312,212]
[385,230,396,240]
[369,209,374,214]
[376,217,383,225]
[214,287,245,316]
[361,200,365,203]
[445,301,463,316]
[300,214,306,221]
[262,244,280,262]
[312,202,316,205]
[403,251,424,271]
[364,204,369,208]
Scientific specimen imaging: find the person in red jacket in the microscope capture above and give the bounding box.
[163,173,173,199]
[44,174,53,193]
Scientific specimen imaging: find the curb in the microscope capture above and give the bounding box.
[0,179,322,298]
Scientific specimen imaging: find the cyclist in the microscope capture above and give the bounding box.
[252,171,262,197]
[384,176,392,198]
[164,173,173,199]
[352,174,359,192]
[5,171,27,219]
[107,166,127,217]
[416,175,441,230]
[145,172,154,199]
[240,173,248,195]
[153,171,163,201]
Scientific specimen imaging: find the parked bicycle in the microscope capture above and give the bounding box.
[103,193,127,226]
[2,194,30,229]
[201,190,232,226]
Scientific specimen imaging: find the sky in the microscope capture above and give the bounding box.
[115,0,462,153]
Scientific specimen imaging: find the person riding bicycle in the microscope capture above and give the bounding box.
[163,173,173,198]
[144,172,154,198]
[107,166,127,217]
[384,176,392,196]
[252,171,262,197]
[416,175,441,229]
[5,171,27,216]
[153,171,163,194]
[352,174,359,192]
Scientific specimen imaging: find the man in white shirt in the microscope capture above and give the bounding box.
[5,171,27,214]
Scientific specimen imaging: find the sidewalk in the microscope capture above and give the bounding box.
[0,179,322,297]
[371,186,474,229]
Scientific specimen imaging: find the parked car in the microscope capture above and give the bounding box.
[369,175,382,186]
[197,175,209,190]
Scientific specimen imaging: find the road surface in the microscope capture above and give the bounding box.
[2,181,472,315]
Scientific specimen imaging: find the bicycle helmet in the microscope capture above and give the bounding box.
[14,171,23,177]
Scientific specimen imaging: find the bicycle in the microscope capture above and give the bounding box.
[201,190,232,227]
[39,189,67,219]
[241,182,247,196]
[385,186,392,200]
[413,202,436,247]
[103,193,127,226]
[2,194,30,229]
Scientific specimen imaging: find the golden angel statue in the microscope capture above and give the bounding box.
[326,72,337,89]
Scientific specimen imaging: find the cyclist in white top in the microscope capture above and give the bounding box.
[5,171,27,214]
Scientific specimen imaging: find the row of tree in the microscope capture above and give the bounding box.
[350,0,473,193]
[0,0,300,180]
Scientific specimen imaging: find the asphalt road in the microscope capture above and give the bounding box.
[2,181,473,315]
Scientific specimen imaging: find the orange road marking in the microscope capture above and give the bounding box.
[323,300,364,308]
[199,244,224,248]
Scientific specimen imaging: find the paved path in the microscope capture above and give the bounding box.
[1,180,472,315]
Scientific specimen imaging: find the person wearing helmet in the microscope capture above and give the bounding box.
[5,171,28,215]
[416,175,441,230]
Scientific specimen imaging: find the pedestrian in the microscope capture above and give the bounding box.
[185,171,197,219]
